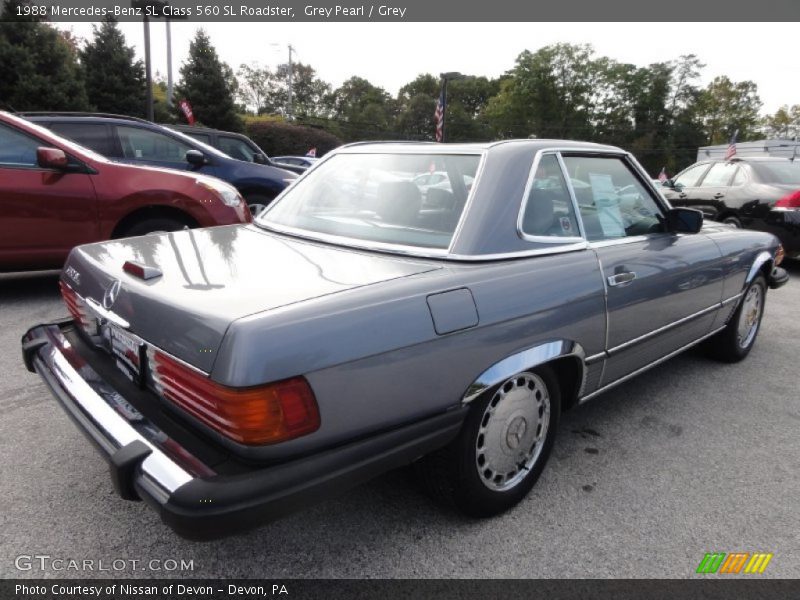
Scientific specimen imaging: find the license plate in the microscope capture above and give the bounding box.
[107,325,144,385]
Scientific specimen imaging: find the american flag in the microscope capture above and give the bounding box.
[724,130,739,160]
[658,167,668,182]
[434,89,445,142]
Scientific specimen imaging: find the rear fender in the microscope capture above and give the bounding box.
[462,340,586,405]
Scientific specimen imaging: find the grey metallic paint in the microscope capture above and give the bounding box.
[54,140,782,463]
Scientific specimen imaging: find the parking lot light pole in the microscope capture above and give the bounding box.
[439,71,464,143]
[131,0,171,120]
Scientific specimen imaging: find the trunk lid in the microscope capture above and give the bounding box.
[63,224,441,372]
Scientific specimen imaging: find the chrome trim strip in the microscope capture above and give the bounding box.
[607,303,720,355]
[447,242,589,262]
[85,297,131,329]
[722,292,743,305]
[514,149,584,245]
[585,352,606,364]
[462,340,586,404]
[42,343,193,495]
[579,325,726,404]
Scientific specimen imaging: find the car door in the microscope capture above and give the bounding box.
[688,162,738,220]
[562,153,725,386]
[114,124,216,176]
[0,122,98,270]
[663,162,711,209]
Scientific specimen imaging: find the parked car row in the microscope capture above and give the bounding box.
[661,156,800,258]
[22,113,299,217]
[0,111,252,272]
[21,138,789,539]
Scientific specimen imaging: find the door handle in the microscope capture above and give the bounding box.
[713,193,725,199]
[607,272,637,287]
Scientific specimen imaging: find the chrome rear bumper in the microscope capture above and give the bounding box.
[22,320,466,540]
[22,322,196,503]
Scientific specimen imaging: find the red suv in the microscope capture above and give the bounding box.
[0,111,251,272]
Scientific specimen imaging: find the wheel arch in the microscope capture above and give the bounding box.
[745,250,773,291]
[111,205,199,239]
[462,340,586,411]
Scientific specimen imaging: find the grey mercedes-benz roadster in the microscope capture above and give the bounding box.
[23,140,788,540]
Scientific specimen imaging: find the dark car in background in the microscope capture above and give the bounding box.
[662,157,800,257]
[23,113,297,216]
[0,111,250,272]
[166,123,307,176]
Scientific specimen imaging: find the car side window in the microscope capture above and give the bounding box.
[673,163,709,188]
[49,123,116,157]
[731,166,747,186]
[186,132,212,145]
[520,154,580,238]
[219,136,256,162]
[116,125,191,163]
[0,123,41,168]
[700,162,736,187]
[562,155,664,241]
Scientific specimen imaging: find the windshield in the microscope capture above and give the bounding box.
[257,152,482,250]
[752,160,800,185]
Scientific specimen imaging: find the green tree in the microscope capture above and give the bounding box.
[396,73,438,140]
[263,62,332,119]
[0,0,89,111]
[331,76,397,140]
[763,104,800,139]
[80,18,145,117]
[485,44,600,139]
[237,62,272,114]
[696,76,762,144]
[174,29,241,131]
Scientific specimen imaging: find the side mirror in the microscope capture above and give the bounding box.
[185,149,206,166]
[37,147,68,170]
[661,178,675,189]
[253,153,268,165]
[667,207,703,234]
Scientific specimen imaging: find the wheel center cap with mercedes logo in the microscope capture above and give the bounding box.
[102,279,122,310]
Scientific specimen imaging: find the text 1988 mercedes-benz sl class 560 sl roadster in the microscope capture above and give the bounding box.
[23,140,789,540]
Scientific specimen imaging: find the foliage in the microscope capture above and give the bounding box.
[762,104,800,139]
[245,120,342,157]
[80,18,146,117]
[173,29,242,131]
[0,0,90,111]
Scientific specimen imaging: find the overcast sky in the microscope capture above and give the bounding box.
[57,22,799,115]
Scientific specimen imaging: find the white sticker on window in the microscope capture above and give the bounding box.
[589,173,625,237]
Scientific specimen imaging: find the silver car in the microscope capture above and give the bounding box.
[23,140,789,540]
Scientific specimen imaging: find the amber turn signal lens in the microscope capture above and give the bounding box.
[151,351,320,445]
[775,244,785,266]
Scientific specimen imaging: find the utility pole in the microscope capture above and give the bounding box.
[166,19,173,107]
[287,44,294,121]
[143,14,153,120]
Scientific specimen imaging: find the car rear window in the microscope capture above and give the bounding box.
[49,122,116,157]
[751,161,800,185]
[259,153,481,250]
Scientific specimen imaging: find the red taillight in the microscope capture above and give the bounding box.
[775,190,800,208]
[59,281,89,327]
[150,350,320,445]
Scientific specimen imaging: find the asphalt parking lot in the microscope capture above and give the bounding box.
[1,263,798,579]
